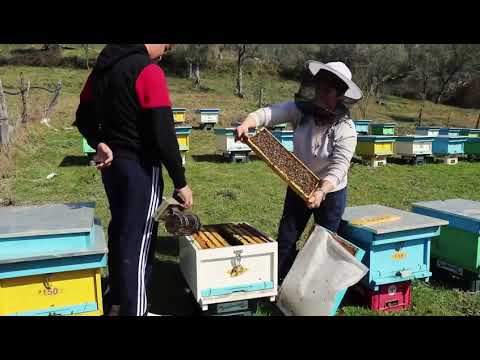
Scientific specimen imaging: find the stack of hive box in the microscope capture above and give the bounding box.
[339,205,448,313]
[0,203,108,316]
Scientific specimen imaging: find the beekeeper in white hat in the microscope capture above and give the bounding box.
[236,60,362,284]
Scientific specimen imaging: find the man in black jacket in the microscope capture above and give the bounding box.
[75,44,193,316]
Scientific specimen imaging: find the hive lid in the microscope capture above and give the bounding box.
[416,126,440,130]
[371,122,396,126]
[433,135,468,141]
[197,108,220,112]
[354,119,372,123]
[0,202,95,239]
[0,217,108,264]
[396,135,435,141]
[342,205,448,234]
[412,199,480,223]
[357,135,397,142]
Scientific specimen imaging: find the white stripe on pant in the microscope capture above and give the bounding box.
[136,166,160,316]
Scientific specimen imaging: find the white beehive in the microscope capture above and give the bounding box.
[394,135,434,156]
[214,128,254,154]
[179,223,278,311]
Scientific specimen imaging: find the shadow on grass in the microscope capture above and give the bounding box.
[155,235,179,257]
[385,114,419,124]
[191,154,225,163]
[59,155,90,167]
[147,258,200,316]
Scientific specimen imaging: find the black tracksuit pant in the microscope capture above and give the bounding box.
[277,186,347,282]
[101,157,163,316]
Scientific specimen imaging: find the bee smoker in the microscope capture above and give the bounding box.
[154,193,201,236]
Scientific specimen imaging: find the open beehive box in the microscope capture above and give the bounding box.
[179,222,278,310]
[191,223,273,249]
[245,128,320,202]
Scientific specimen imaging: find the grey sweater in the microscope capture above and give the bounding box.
[250,101,357,193]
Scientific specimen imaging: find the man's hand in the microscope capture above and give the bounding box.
[95,143,113,170]
[235,115,257,142]
[235,123,250,142]
[176,185,193,209]
[307,190,326,209]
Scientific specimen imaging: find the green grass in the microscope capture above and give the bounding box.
[2,64,480,316]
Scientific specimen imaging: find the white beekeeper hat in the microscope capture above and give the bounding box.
[306,60,363,102]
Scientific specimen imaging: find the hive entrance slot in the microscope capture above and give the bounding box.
[386,300,399,308]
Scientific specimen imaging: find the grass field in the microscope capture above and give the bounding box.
[1,65,480,316]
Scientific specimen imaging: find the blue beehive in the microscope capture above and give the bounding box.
[0,203,107,279]
[272,130,294,152]
[431,135,467,156]
[338,205,448,291]
[354,120,372,135]
[439,128,462,136]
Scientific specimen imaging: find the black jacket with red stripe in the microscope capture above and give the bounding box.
[74,44,186,189]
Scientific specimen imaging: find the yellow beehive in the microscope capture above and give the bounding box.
[356,136,396,157]
[0,268,103,316]
[173,108,187,123]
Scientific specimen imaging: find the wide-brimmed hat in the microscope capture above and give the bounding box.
[306,60,363,102]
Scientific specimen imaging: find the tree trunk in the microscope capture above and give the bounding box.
[475,113,480,129]
[0,80,7,121]
[258,88,264,108]
[435,81,448,104]
[188,62,193,79]
[19,74,30,125]
[84,45,90,70]
[193,62,200,88]
[236,64,244,97]
[417,106,423,127]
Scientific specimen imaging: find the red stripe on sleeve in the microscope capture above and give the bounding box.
[80,74,93,102]
[135,64,172,109]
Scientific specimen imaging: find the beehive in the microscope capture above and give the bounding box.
[175,126,192,152]
[370,123,396,136]
[268,123,288,131]
[179,223,277,310]
[214,127,255,154]
[338,205,448,291]
[354,120,372,135]
[439,127,462,136]
[352,280,412,313]
[416,126,440,137]
[394,135,434,156]
[175,126,192,165]
[465,137,480,157]
[172,107,187,123]
[412,199,480,274]
[356,135,396,157]
[82,138,96,154]
[197,108,220,129]
[272,129,294,152]
[431,135,467,156]
[0,203,108,316]
[245,128,320,202]
[459,128,480,138]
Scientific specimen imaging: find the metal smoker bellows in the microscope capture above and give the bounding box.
[154,195,201,236]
